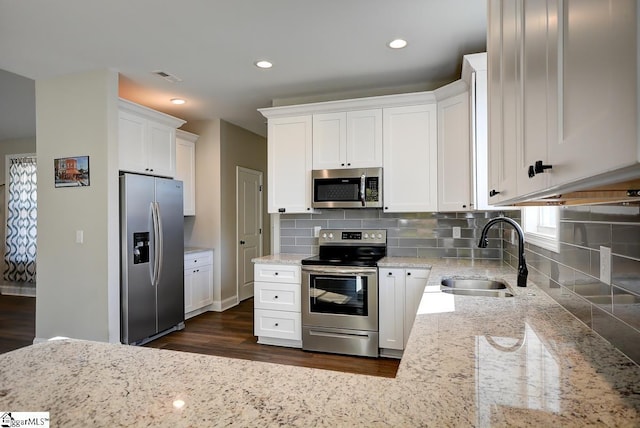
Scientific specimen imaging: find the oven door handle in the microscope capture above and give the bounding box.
[302,265,378,275]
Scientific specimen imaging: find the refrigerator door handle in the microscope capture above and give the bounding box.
[151,202,161,286]
[155,201,164,286]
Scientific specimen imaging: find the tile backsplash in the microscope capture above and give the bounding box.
[279,209,505,258]
[505,206,640,365]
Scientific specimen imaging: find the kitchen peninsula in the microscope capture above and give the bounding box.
[1,260,639,426]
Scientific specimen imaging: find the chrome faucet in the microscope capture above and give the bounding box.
[478,216,529,287]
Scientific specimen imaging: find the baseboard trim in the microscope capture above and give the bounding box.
[210,296,239,312]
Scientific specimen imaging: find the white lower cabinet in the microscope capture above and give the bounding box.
[379,267,430,355]
[253,263,302,348]
[184,250,213,319]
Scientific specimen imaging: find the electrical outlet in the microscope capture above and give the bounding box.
[600,246,611,285]
[452,227,461,239]
[314,226,321,238]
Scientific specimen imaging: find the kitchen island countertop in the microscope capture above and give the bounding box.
[1,259,639,427]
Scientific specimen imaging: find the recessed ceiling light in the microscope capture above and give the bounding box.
[170,98,186,105]
[255,60,273,69]
[388,39,408,49]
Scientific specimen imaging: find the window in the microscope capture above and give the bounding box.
[523,206,559,252]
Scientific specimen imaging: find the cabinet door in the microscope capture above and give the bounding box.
[148,121,176,178]
[437,91,471,211]
[268,115,313,213]
[518,0,556,196]
[184,269,194,314]
[550,0,637,185]
[191,263,213,309]
[313,112,346,169]
[487,0,520,204]
[383,104,438,212]
[404,269,429,344]
[119,110,148,174]
[346,109,383,168]
[176,136,196,215]
[378,268,405,351]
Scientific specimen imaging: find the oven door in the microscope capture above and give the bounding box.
[301,265,378,331]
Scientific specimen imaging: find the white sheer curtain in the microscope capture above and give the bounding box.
[4,156,37,283]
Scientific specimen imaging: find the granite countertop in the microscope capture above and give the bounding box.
[184,246,214,254]
[252,254,312,265]
[1,259,639,426]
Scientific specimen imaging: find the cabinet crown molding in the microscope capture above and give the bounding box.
[258,91,438,119]
[119,98,186,128]
[176,129,199,142]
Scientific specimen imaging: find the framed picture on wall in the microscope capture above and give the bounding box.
[54,156,90,188]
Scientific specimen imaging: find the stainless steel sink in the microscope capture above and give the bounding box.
[440,288,514,298]
[441,278,508,290]
[440,277,513,298]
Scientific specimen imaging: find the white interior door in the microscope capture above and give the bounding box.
[237,167,263,301]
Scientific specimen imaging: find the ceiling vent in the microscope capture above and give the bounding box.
[152,70,182,83]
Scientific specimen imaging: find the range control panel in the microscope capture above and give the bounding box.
[318,229,386,245]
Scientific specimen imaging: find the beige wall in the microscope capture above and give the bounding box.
[35,69,120,342]
[219,120,269,302]
[0,137,37,279]
[183,119,268,309]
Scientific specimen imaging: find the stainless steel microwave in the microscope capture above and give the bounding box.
[312,167,382,209]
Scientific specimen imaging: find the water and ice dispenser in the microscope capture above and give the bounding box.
[133,232,149,264]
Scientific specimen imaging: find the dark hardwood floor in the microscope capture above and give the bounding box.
[0,295,400,378]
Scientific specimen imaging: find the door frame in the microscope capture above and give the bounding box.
[236,166,263,302]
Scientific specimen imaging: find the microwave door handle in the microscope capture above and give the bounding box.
[360,173,366,206]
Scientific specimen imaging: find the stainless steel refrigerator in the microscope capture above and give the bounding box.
[120,173,185,345]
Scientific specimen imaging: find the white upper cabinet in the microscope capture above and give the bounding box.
[436,81,471,212]
[550,0,637,186]
[488,0,640,204]
[383,103,438,213]
[118,98,185,178]
[176,129,198,216]
[487,0,520,204]
[312,109,382,170]
[518,0,557,197]
[266,115,313,214]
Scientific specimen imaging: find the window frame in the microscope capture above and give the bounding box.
[523,206,560,253]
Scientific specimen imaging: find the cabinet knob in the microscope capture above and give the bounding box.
[388,272,392,276]
[274,323,279,327]
[274,272,279,275]
[407,272,411,276]
[462,205,467,208]
[341,163,345,167]
[307,207,311,211]
[347,163,351,166]
[240,240,245,245]
[274,295,278,299]
[489,189,500,197]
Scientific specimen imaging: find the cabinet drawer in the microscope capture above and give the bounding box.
[254,263,300,284]
[254,282,300,312]
[254,309,301,341]
[185,251,213,269]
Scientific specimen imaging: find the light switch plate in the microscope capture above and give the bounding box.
[452,227,461,239]
[600,246,611,285]
[76,230,84,244]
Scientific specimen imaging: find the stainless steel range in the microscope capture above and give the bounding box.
[301,229,386,357]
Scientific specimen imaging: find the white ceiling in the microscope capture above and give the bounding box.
[0,0,486,140]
